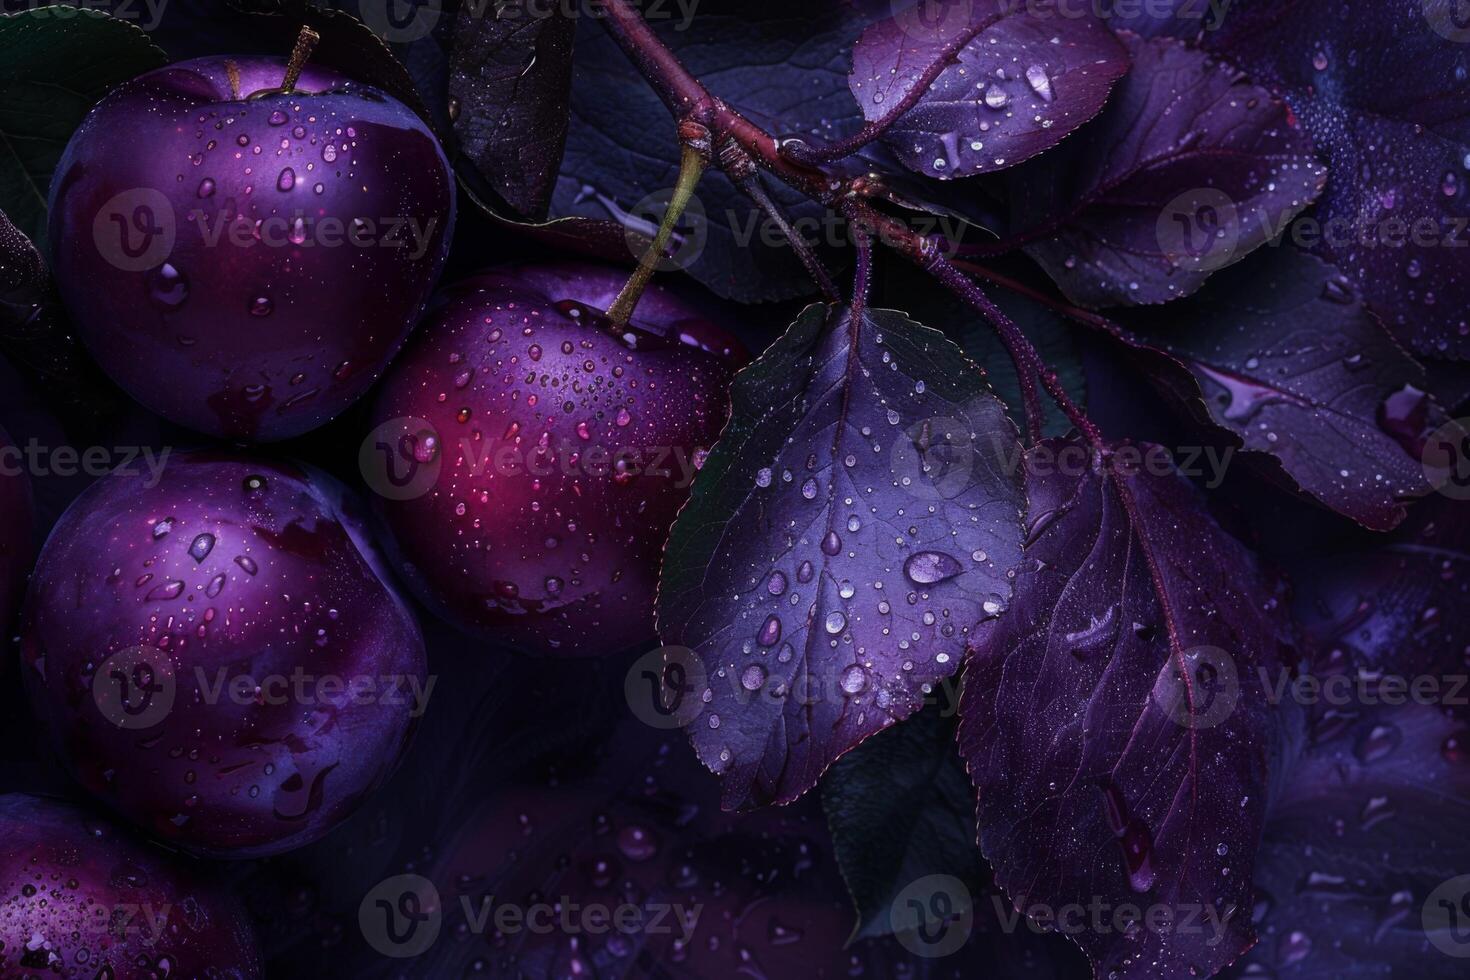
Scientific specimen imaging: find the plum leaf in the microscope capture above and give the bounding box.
[0,8,166,248]
[958,436,1295,979]
[1203,0,1470,360]
[658,302,1025,810]
[1118,248,1443,531]
[849,0,1128,179]
[821,706,985,940]
[1007,33,1325,307]
[449,1,575,220]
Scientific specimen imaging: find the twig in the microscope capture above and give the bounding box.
[592,0,1101,446]
[736,173,840,301]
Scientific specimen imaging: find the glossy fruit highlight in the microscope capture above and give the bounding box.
[47,54,455,441]
[20,455,427,858]
[367,262,740,657]
[0,793,262,978]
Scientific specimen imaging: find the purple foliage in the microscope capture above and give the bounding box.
[957,436,1296,979]
[658,302,1025,809]
[848,0,1128,179]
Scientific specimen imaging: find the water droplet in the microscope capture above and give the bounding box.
[187,533,215,563]
[147,263,189,310]
[904,551,963,585]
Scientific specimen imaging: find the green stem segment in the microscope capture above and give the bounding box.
[607,143,706,326]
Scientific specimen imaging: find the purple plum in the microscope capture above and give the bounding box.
[19,455,427,858]
[366,262,740,657]
[0,424,33,635]
[47,50,455,441]
[0,793,262,978]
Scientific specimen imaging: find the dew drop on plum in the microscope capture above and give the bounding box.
[147,262,189,309]
[187,532,216,563]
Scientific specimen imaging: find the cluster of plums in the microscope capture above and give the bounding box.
[3,43,736,975]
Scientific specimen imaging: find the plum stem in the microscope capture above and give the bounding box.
[282,26,321,94]
[593,0,1102,445]
[607,143,707,327]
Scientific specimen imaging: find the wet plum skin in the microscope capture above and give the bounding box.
[369,262,742,658]
[46,56,456,442]
[19,455,427,859]
[0,793,263,978]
